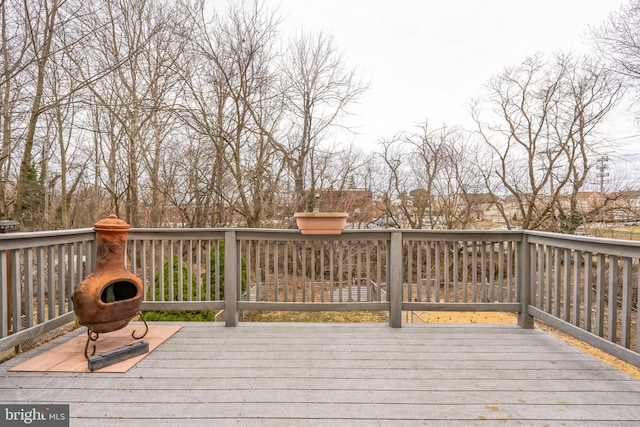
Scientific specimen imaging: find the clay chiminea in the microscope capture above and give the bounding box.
[72,215,144,335]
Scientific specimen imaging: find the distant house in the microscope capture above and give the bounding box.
[605,190,640,221]
[557,191,607,213]
[464,193,503,223]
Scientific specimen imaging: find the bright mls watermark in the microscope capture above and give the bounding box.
[0,405,69,426]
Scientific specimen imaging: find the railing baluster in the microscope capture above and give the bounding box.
[366,241,372,302]
[462,241,468,303]
[256,240,262,302]
[57,245,64,317]
[608,255,618,343]
[453,240,459,303]
[563,249,571,322]
[47,246,55,318]
[275,241,280,302]
[187,240,194,302]
[205,240,211,301]
[553,247,561,317]
[444,241,450,303]
[265,240,271,302]
[282,242,290,302]
[36,247,45,323]
[196,240,202,302]
[545,245,552,313]
[595,254,606,337]
[151,241,158,301]
[407,241,413,303]
[356,241,362,302]
[416,242,423,302]
[66,244,74,311]
[301,241,307,302]
[435,242,441,303]
[507,242,513,303]
[349,241,355,302]
[572,250,580,326]
[24,249,34,329]
[292,241,297,302]
[488,242,494,302]
[241,240,248,301]
[426,241,432,302]
[583,252,593,333]
[168,241,174,301]
[11,249,21,334]
[621,257,633,348]
[471,242,477,303]
[537,244,544,309]
[497,242,504,303]
[377,240,382,302]
[160,241,166,302]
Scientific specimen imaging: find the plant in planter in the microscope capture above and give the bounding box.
[293,211,349,234]
[293,185,348,234]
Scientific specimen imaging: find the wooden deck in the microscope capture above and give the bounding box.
[2,322,640,426]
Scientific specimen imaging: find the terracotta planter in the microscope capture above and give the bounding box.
[294,212,349,235]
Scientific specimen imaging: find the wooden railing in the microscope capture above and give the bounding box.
[1,227,638,367]
[0,228,94,352]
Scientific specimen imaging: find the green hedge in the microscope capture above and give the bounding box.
[143,242,247,321]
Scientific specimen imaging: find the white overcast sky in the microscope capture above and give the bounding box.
[256,0,638,159]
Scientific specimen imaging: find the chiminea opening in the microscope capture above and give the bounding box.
[101,280,139,303]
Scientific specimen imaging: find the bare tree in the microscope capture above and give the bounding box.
[473,53,623,232]
[0,0,31,218]
[377,123,482,229]
[11,0,63,225]
[376,136,405,228]
[276,31,367,214]
[78,0,187,226]
[180,1,285,227]
[592,0,640,117]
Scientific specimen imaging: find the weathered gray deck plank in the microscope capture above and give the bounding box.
[2,322,640,426]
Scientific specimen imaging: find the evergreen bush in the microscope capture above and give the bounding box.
[143,242,247,321]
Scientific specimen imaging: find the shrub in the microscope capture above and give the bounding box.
[143,242,247,321]
[143,254,215,322]
[209,241,247,299]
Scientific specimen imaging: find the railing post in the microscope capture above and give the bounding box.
[518,232,534,329]
[389,231,402,328]
[224,230,238,327]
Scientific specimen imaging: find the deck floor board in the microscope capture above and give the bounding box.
[2,322,640,426]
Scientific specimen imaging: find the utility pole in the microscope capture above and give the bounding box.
[596,156,609,193]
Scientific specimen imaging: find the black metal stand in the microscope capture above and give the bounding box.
[83,312,150,370]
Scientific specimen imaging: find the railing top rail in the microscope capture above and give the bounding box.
[236,229,393,241]
[402,229,524,242]
[129,228,226,240]
[0,228,94,250]
[130,227,527,242]
[526,230,640,257]
[129,228,396,242]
